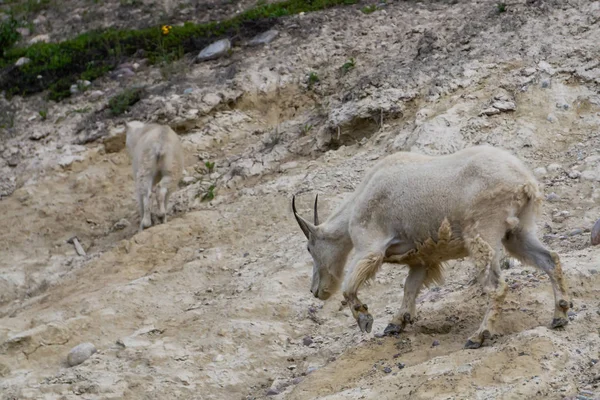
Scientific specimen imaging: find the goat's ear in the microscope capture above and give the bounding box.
[292,195,316,239]
[125,120,144,133]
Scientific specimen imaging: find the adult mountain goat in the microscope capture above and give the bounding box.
[292,145,571,349]
[126,121,184,232]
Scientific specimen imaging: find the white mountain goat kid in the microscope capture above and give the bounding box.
[125,121,184,231]
[292,145,571,349]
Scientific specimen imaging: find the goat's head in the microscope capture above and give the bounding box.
[124,120,146,153]
[292,195,348,301]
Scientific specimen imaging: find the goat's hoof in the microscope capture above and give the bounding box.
[551,317,569,328]
[403,312,414,324]
[464,339,482,349]
[558,299,570,310]
[383,323,402,336]
[358,312,373,333]
[141,219,152,230]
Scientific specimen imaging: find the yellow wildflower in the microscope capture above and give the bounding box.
[161,25,172,35]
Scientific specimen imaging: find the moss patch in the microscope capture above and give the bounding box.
[0,0,358,102]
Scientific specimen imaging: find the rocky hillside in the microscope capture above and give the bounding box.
[1,0,600,399]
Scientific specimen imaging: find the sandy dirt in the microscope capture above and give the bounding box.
[1,0,600,399]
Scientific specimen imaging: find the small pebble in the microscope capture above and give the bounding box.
[547,163,562,173]
[393,353,401,358]
[302,336,313,346]
[432,340,440,347]
[383,366,392,373]
[397,362,405,369]
[533,167,547,178]
[266,388,280,396]
[568,229,583,237]
[67,342,97,367]
[113,218,130,230]
[291,377,304,385]
[546,193,560,202]
[591,219,600,246]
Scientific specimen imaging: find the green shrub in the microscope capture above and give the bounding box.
[108,87,143,116]
[0,17,20,56]
[0,0,359,101]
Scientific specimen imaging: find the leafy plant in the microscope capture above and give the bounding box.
[201,184,216,202]
[38,109,47,120]
[341,58,355,74]
[497,2,506,13]
[108,87,143,116]
[300,123,313,135]
[0,104,16,130]
[361,4,377,14]
[307,72,320,89]
[205,161,215,173]
[72,106,91,114]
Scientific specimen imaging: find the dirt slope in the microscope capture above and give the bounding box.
[1,0,600,399]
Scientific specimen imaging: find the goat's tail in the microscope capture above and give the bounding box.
[506,181,543,234]
[152,139,166,166]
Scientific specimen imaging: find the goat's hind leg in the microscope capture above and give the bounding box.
[157,175,172,224]
[342,249,385,334]
[465,233,507,349]
[136,171,154,231]
[503,230,571,328]
[384,264,427,336]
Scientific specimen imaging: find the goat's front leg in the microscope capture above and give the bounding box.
[384,264,427,336]
[465,235,506,349]
[342,251,384,333]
